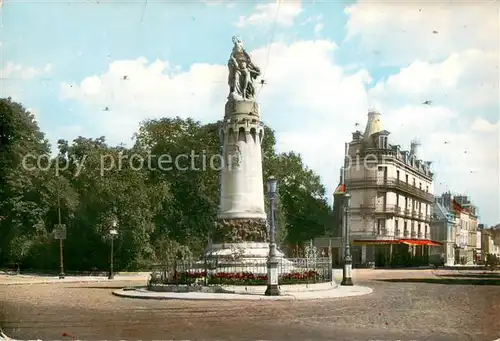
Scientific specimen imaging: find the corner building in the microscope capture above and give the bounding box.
[346,110,438,267]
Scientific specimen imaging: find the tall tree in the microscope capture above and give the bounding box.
[0,98,54,267]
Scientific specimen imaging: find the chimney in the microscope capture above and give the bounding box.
[352,131,362,141]
[442,192,451,209]
[410,139,421,159]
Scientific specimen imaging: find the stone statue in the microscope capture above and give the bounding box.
[227,36,261,101]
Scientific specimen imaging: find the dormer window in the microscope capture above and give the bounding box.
[379,136,388,149]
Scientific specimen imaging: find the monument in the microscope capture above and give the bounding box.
[206,36,291,271]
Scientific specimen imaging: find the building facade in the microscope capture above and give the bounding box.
[453,195,479,264]
[432,193,480,265]
[482,228,500,260]
[476,227,482,264]
[343,110,437,266]
[430,200,456,265]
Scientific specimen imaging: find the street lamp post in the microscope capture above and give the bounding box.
[57,180,65,279]
[108,220,118,280]
[265,176,280,296]
[341,192,353,286]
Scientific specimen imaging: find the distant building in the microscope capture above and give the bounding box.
[476,225,482,264]
[482,228,500,259]
[432,193,480,265]
[430,198,456,265]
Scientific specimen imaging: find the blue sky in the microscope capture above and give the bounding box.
[1,0,499,225]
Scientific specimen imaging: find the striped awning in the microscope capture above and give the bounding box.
[401,239,442,246]
[352,239,400,245]
[353,239,442,246]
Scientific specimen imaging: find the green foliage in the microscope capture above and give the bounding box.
[148,270,326,286]
[486,253,499,268]
[0,98,332,271]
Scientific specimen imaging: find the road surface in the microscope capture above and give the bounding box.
[1,269,499,340]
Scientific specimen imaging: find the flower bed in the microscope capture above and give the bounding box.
[148,270,327,286]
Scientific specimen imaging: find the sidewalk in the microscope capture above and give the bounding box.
[0,272,149,286]
[112,285,373,301]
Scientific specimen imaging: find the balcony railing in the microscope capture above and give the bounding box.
[418,232,423,239]
[404,230,410,238]
[351,205,431,222]
[425,233,431,240]
[377,229,387,236]
[411,231,417,238]
[394,229,401,237]
[347,177,435,202]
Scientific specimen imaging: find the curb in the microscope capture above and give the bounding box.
[112,285,373,301]
[0,276,148,286]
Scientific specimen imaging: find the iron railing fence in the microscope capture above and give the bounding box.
[148,257,332,286]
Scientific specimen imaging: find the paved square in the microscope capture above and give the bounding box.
[0,269,499,341]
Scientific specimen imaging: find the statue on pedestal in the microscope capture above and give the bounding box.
[227,36,261,101]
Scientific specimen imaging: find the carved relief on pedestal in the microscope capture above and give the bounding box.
[225,144,242,169]
[214,219,267,243]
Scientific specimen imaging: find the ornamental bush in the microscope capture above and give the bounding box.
[148,270,326,286]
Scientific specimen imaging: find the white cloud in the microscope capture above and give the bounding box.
[202,0,235,8]
[61,57,227,143]
[471,117,499,133]
[235,0,302,27]
[60,37,499,224]
[0,62,53,100]
[300,14,322,26]
[1,62,52,80]
[314,23,324,35]
[369,49,498,112]
[344,1,498,66]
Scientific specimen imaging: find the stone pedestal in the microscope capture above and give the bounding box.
[205,242,294,275]
[207,98,293,273]
[218,99,266,223]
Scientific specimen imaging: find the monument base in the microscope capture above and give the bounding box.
[215,218,267,243]
[204,242,294,275]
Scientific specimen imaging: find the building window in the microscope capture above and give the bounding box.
[413,178,416,187]
[397,170,400,180]
[419,182,422,190]
[405,197,408,208]
[396,194,399,207]
[405,174,409,183]
[377,219,385,234]
[379,136,388,149]
[426,185,428,192]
